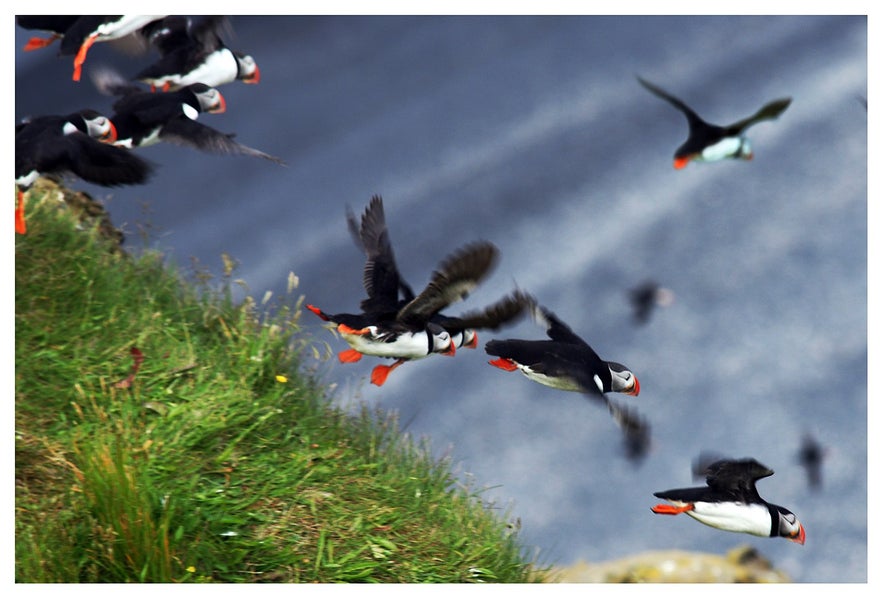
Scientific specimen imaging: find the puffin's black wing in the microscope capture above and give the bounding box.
[397,241,499,327]
[27,133,154,187]
[158,118,286,165]
[346,195,413,313]
[141,16,191,55]
[606,398,651,463]
[723,97,792,135]
[436,289,535,332]
[532,304,592,349]
[637,76,714,132]
[701,457,773,503]
[189,15,229,51]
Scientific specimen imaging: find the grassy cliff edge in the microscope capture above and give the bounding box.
[14,182,543,583]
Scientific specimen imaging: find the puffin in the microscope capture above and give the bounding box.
[485,303,649,461]
[651,454,806,544]
[134,16,260,92]
[92,68,284,164]
[343,195,534,352]
[55,16,167,82]
[15,110,154,234]
[628,280,674,326]
[637,75,792,169]
[308,195,515,386]
[797,433,827,491]
[308,241,501,386]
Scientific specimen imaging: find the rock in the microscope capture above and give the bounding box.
[548,545,791,583]
[23,177,126,251]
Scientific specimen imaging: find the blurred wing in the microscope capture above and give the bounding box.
[398,241,499,326]
[159,118,286,164]
[437,289,535,331]
[606,398,652,463]
[532,304,590,348]
[346,195,411,311]
[724,98,792,134]
[637,75,711,132]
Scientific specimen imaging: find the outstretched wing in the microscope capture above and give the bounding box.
[346,195,413,312]
[701,456,773,502]
[724,97,792,135]
[606,398,652,463]
[397,241,499,327]
[532,304,589,347]
[436,289,535,331]
[637,75,713,133]
[159,118,286,164]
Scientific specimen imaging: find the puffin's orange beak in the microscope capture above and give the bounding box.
[625,377,640,397]
[244,65,260,84]
[790,524,806,545]
[100,120,118,144]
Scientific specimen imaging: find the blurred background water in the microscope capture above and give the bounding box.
[14,14,868,582]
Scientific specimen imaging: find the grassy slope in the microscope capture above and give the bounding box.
[14,183,544,583]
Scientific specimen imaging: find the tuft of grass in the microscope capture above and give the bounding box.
[14,183,547,583]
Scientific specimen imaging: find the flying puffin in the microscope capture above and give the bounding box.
[343,195,534,352]
[91,68,284,164]
[53,16,167,82]
[308,241,501,386]
[15,109,154,234]
[134,16,260,92]
[651,454,806,544]
[628,280,674,326]
[485,303,649,461]
[637,75,792,169]
[797,433,827,491]
[308,195,519,386]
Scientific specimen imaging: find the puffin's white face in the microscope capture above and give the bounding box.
[608,363,640,396]
[459,329,477,348]
[431,329,453,353]
[82,115,114,141]
[193,86,226,114]
[236,54,260,83]
[778,510,806,544]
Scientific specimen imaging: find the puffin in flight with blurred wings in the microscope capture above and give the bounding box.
[342,195,534,352]
[651,454,806,544]
[134,16,260,92]
[485,303,648,461]
[309,195,529,385]
[92,68,284,164]
[308,240,500,386]
[15,109,154,234]
[637,75,791,169]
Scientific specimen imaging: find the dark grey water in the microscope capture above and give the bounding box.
[15,15,868,582]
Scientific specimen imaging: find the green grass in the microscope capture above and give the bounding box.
[14,182,546,583]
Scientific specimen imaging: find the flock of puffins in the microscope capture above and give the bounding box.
[18,15,829,547]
